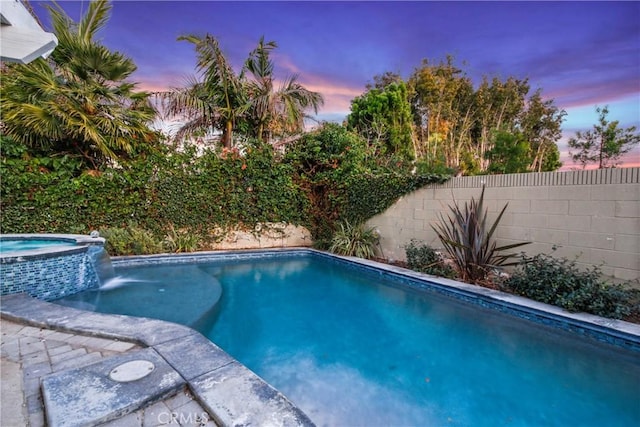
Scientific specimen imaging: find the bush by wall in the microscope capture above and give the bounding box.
[503,252,632,319]
[404,240,455,278]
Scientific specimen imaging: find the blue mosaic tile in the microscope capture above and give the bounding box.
[0,246,101,301]
[322,253,640,353]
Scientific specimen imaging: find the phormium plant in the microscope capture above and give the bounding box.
[431,186,529,284]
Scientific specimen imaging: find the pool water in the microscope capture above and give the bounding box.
[56,254,640,426]
[0,239,76,253]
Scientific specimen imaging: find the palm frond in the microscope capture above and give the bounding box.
[77,0,111,44]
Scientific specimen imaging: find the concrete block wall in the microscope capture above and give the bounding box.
[366,168,640,283]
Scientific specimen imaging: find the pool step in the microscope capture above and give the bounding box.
[41,348,186,427]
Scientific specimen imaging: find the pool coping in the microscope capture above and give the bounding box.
[1,247,639,426]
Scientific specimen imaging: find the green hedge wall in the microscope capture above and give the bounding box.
[1,139,307,235]
[1,128,448,243]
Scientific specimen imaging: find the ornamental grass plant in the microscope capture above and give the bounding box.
[329,221,380,259]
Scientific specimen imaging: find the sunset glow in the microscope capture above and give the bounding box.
[31,1,640,167]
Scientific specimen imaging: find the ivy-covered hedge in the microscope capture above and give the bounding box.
[1,126,448,245]
[343,173,446,224]
[284,123,447,244]
[1,139,306,234]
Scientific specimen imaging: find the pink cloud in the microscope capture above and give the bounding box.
[558,143,640,170]
[271,52,365,114]
[545,81,639,110]
[136,71,194,93]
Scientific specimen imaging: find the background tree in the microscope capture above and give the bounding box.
[518,90,565,171]
[403,56,565,174]
[408,56,475,170]
[568,106,640,169]
[0,0,158,170]
[485,131,532,174]
[166,34,247,149]
[243,37,323,144]
[346,81,414,161]
[471,76,530,171]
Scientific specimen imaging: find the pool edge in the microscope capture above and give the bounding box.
[320,250,640,351]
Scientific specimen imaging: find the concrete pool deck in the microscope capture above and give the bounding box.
[0,293,315,427]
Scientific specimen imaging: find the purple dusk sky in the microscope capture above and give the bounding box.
[31,1,640,167]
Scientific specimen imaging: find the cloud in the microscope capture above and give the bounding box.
[302,80,363,114]
[136,73,189,92]
[265,51,366,116]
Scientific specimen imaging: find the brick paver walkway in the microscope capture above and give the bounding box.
[0,319,217,426]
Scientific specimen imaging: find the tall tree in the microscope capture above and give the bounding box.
[408,56,475,170]
[568,106,640,169]
[0,0,157,169]
[165,35,322,149]
[471,76,530,170]
[346,81,415,160]
[485,131,532,174]
[244,37,323,144]
[168,34,247,149]
[518,90,565,171]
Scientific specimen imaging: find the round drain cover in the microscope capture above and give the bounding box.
[109,360,155,382]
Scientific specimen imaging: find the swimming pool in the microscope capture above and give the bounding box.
[55,251,640,426]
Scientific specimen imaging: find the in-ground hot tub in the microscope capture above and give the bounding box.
[0,233,109,300]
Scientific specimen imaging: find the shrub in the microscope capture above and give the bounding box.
[431,186,528,284]
[100,224,164,256]
[329,221,379,259]
[2,129,447,250]
[405,240,455,278]
[503,253,632,319]
[285,123,448,244]
[163,225,202,253]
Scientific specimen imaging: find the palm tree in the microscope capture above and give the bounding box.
[165,34,323,148]
[0,0,157,169]
[244,37,324,143]
[166,34,248,149]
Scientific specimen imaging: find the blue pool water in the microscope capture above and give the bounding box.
[56,254,640,426]
[0,239,76,253]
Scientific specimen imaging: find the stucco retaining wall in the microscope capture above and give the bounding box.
[209,223,312,250]
[366,168,640,283]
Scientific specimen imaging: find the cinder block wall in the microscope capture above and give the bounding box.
[366,168,640,283]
